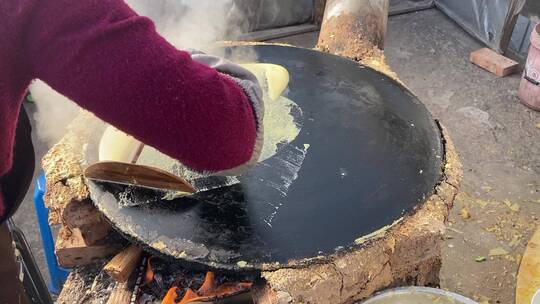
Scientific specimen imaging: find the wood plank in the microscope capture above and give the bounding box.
[470,47,519,76]
[500,0,525,53]
[516,227,540,304]
[104,245,143,283]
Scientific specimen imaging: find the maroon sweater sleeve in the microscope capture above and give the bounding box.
[26,0,257,172]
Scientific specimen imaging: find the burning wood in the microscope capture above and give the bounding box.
[132,256,254,304]
[161,272,252,304]
[142,257,154,287]
[104,245,143,282]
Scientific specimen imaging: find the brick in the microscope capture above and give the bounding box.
[470,48,519,77]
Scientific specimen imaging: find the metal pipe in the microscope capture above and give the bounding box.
[317,0,389,60]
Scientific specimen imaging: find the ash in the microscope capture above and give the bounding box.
[117,185,163,207]
[57,261,116,304]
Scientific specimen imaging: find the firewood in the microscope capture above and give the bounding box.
[104,245,143,283]
[106,282,132,304]
[78,220,111,245]
[44,180,88,225]
[55,226,120,268]
[62,199,103,228]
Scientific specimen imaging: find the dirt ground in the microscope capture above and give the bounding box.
[272,8,540,304]
[12,8,539,303]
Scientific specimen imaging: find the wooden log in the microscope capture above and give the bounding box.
[106,282,132,304]
[42,113,105,187]
[106,251,146,304]
[317,0,389,60]
[55,191,111,245]
[43,178,90,226]
[41,113,119,263]
[55,226,120,268]
[78,220,112,245]
[104,245,143,283]
[56,265,112,304]
[62,199,103,229]
[42,113,105,225]
[47,189,111,245]
[56,256,144,304]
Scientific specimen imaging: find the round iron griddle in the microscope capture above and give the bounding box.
[88,45,444,272]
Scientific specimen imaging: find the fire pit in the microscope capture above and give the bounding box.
[57,255,256,304]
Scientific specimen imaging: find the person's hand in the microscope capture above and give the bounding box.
[188,50,265,176]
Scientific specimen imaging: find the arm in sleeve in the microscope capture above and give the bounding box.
[24,0,263,173]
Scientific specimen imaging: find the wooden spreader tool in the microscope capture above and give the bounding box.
[85,161,196,193]
[85,131,240,195]
[84,140,198,194]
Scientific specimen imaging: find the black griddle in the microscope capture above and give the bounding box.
[87,45,444,272]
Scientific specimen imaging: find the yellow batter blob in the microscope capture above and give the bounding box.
[98,127,141,163]
[133,94,301,171]
[240,63,289,101]
[259,95,300,162]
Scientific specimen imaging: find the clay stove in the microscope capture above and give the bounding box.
[44,3,461,302]
[46,44,461,304]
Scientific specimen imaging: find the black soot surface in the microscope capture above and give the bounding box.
[89,45,444,271]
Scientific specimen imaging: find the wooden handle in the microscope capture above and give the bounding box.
[84,161,197,193]
[130,142,145,164]
[104,245,143,283]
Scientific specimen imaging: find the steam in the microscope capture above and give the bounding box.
[326,0,362,19]
[31,0,256,148]
[127,0,243,51]
[126,0,258,59]
[326,0,387,19]
[30,80,80,145]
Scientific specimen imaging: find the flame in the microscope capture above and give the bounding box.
[161,286,179,303]
[161,271,252,304]
[141,257,154,287]
[198,271,215,293]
